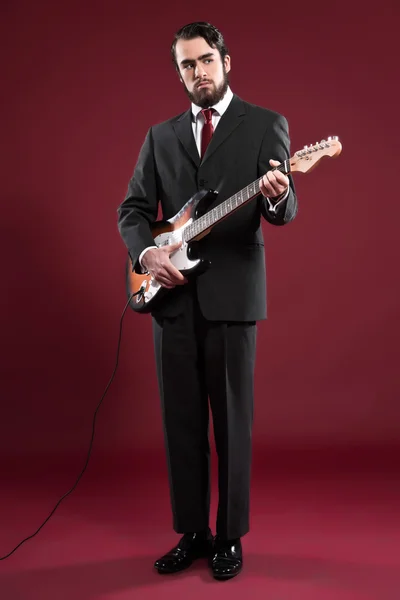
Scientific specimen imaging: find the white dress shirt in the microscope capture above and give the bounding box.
[138,87,289,270]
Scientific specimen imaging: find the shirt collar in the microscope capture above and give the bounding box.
[191,86,234,120]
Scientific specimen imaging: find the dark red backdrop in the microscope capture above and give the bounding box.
[1,1,399,476]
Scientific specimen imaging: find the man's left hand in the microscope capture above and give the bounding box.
[259,159,289,200]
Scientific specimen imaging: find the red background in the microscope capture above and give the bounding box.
[1,0,399,480]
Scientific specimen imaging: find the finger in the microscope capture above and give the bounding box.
[155,265,186,286]
[157,267,185,285]
[265,173,281,196]
[154,249,186,282]
[163,242,186,281]
[163,260,186,283]
[260,177,273,198]
[269,159,281,167]
[153,274,176,289]
[267,171,289,194]
[262,174,286,199]
[272,170,289,186]
[260,176,270,196]
[159,281,176,289]
[165,241,182,253]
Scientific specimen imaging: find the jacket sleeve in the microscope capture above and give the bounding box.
[117,127,159,272]
[257,114,298,226]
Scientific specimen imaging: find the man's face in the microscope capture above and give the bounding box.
[175,37,231,108]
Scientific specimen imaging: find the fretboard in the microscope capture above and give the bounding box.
[183,160,290,242]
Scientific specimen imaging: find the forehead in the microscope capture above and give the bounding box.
[175,37,217,63]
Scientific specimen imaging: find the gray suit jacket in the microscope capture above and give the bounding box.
[117,94,298,321]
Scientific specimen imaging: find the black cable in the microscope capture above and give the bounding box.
[0,289,140,560]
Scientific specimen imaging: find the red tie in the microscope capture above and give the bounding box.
[201,108,214,158]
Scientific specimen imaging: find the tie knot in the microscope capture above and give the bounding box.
[201,108,214,123]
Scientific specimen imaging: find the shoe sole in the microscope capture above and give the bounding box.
[155,551,210,574]
[213,571,242,580]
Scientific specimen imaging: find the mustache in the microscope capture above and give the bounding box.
[196,80,212,88]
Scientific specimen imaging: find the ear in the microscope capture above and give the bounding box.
[224,54,231,73]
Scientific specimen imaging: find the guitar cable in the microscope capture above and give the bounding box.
[0,289,141,561]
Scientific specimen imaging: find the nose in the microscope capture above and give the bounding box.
[194,63,207,79]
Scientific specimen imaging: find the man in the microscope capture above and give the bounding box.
[117,21,298,580]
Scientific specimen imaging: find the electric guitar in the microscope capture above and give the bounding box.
[126,136,342,313]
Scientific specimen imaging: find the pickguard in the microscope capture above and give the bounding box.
[142,219,200,303]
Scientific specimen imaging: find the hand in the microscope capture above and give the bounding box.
[259,159,289,199]
[142,241,188,289]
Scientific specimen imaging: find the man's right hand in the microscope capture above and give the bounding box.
[141,242,188,289]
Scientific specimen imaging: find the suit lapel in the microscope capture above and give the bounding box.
[172,95,247,168]
[201,95,246,165]
[172,109,200,168]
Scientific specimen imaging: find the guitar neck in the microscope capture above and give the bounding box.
[182,135,342,242]
[184,160,291,242]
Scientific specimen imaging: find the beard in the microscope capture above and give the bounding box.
[184,67,229,109]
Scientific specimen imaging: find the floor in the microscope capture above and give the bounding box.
[0,450,399,600]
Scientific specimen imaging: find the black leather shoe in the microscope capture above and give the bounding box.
[210,536,243,580]
[154,529,213,574]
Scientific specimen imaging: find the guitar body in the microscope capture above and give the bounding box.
[126,188,218,313]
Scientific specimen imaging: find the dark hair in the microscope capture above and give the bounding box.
[171,21,229,69]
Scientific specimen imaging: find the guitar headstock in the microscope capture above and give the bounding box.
[290,136,342,173]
